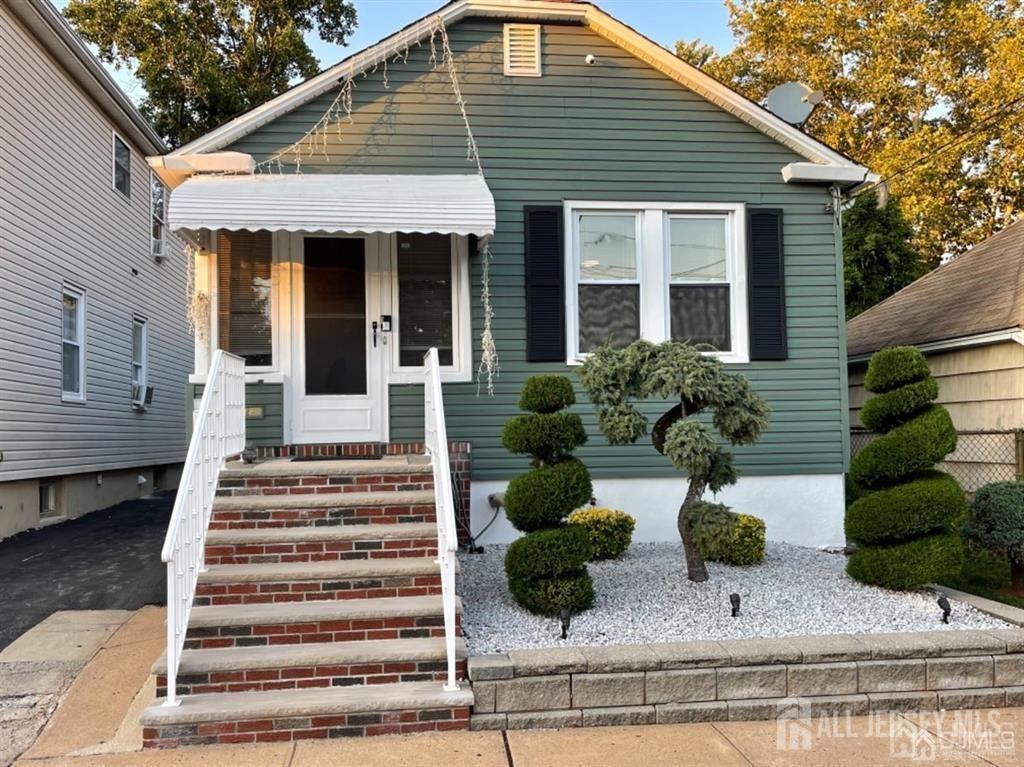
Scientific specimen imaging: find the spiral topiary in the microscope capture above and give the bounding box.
[502,375,595,616]
[845,347,966,589]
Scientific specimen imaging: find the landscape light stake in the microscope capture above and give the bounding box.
[730,593,741,617]
[937,596,951,624]
[560,609,571,639]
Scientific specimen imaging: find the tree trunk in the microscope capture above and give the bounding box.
[1011,559,1024,596]
[677,476,708,582]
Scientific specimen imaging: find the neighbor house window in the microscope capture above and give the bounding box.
[131,317,148,408]
[39,482,57,518]
[566,202,747,363]
[217,231,273,366]
[112,133,131,197]
[396,234,454,367]
[151,173,166,258]
[61,285,86,401]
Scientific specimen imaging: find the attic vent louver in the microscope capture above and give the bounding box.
[504,24,541,77]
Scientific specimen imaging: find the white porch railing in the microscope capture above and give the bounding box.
[161,350,246,706]
[423,347,460,692]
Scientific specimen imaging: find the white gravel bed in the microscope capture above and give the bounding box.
[458,541,1011,654]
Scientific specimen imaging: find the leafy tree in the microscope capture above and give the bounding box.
[64,0,358,147]
[578,341,770,582]
[677,0,1024,265]
[843,191,921,319]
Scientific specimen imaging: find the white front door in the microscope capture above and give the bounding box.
[288,233,386,443]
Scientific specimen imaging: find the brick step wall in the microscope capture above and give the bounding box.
[185,614,461,649]
[216,473,435,498]
[204,537,438,565]
[209,504,438,530]
[194,574,443,606]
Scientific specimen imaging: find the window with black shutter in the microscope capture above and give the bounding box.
[747,209,788,361]
[524,206,565,362]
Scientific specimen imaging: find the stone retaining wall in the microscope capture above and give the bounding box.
[467,629,1024,730]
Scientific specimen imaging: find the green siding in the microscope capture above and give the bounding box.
[228,21,846,481]
[188,382,284,446]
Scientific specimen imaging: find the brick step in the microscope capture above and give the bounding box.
[140,680,474,747]
[210,490,437,530]
[154,637,468,696]
[194,559,448,606]
[185,596,462,649]
[218,457,434,498]
[204,523,439,565]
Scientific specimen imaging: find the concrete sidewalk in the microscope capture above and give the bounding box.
[7,608,1024,766]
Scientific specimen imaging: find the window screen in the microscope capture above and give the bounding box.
[397,234,454,367]
[217,231,273,366]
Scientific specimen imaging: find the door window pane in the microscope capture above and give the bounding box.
[579,214,637,281]
[397,234,453,367]
[217,231,273,366]
[670,217,727,281]
[579,284,640,352]
[304,238,366,395]
[670,285,731,350]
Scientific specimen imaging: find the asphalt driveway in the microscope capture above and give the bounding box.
[0,492,172,650]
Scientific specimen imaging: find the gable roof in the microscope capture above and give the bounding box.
[846,219,1024,358]
[7,0,165,153]
[168,0,867,181]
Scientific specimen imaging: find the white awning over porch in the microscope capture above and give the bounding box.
[167,173,496,237]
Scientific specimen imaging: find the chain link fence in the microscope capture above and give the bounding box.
[850,428,1024,493]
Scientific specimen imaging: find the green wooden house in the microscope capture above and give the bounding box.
[154,0,869,549]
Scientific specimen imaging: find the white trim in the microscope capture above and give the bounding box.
[60,283,87,403]
[782,162,873,186]
[503,23,542,77]
[111,130,131,199]
[564,201,748,364]
[848,328,1024,363]
[167,0,867,178]
[131,315,148,409]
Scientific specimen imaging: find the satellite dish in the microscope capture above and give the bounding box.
[765,82,824,126]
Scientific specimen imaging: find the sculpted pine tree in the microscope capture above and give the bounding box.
[579,341,770,582]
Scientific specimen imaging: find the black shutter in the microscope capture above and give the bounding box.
[747,208,788,360]
[524,205,565,362]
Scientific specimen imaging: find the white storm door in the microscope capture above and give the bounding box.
[289,234,385,443]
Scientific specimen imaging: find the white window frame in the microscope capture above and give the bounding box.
[111,131,131,198]
[150,172,166,258]
[388,234,471,384]
[131,316,148,409]
[503,23,542,77]
[61,284,86,402]
[564,201,748,365]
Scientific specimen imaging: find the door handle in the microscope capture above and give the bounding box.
[371,320,378,348]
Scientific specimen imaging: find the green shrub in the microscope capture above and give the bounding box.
[966,481,1024,561]
[862,346,931,393]
[846,474,867,506]
[504,458,593,532]
[849,405,957,489]
[568,507,635,560]
[845,471,967,545]
[505,525,592,580]
[518,375,575,413]
[689,502,766,566]
[846,531,964,590]
[859,377,939,432]
[501,412,587,463]
[508,569,595,616]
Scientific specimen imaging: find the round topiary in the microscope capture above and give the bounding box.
[518,375,575,413]
[505,525,592,581]
[965,481,1024,593]
[501,412,587,463]
[846,531,964,590]
[688,502,766,566]
[504,458,593,533]
[567,507,635,560]
[845,471,966,545]
[845,346,965,590]
[508,569,595,616]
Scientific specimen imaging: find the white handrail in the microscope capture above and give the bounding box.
[161,350,246,706]
[423,347,459,692]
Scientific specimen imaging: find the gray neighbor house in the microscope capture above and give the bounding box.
[0,0,191,538]
[154,0,869,551]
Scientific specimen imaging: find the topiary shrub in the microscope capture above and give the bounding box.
[568,507,635,560]
[846,347,965,589]
[688,501,766,566]
[502,375,595,615]
[965,481,1024,594]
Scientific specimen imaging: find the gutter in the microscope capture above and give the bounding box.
[847,328,1024,364]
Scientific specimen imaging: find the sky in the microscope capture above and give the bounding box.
[54,0,735,106]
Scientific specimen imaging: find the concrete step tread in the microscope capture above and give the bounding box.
[188,595,460,628]
[198,557,447,584]
[222,456,431,479]
[154,637,467,674]
[140,680,473,726]
[207,522,438,545]
[213,489,436,511]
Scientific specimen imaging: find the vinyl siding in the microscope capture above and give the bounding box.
[187,383,284,447]
[0,4,192,481]
[227,20,846,480]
